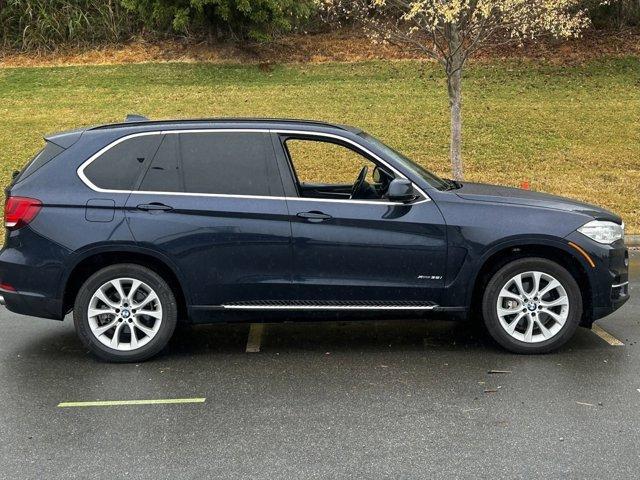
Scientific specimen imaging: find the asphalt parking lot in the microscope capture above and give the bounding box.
[0,251,638,479]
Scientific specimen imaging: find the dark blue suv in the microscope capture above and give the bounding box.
[0,117,629,361]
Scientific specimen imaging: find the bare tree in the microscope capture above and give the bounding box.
[319,0,595,180]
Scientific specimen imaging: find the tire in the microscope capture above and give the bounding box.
[73,264,178,362]
[481,257,582,354]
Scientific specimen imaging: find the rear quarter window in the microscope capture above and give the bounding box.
[83,135,162,190]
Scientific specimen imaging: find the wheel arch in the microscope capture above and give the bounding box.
[61,246,189,323]
[469,240,594,327]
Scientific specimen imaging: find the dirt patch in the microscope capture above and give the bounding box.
[1,29,638,68]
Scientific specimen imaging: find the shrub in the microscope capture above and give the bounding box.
[0,0,134,51]
[120,0,317,41]
[0,0,317,51]
[585,0,640,28]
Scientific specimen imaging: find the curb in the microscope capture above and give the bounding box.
[626,235,640,247]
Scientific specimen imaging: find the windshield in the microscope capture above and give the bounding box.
[359,132,454,191]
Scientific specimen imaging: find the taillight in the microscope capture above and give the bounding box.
[4,196,42,229]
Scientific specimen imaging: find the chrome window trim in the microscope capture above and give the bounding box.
[76,128,431,205]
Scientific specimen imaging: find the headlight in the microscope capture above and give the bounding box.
[577,220,624,244]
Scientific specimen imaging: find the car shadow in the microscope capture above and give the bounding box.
[162,317,492,358]
[10,316,614,364]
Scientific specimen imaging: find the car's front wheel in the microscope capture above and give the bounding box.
[482,257,582,354]
[73,264,177,362]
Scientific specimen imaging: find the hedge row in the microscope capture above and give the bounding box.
[0,0,317,50]
[1,0,638,51]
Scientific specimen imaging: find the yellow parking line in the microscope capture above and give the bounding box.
[246,323,265,353]
[592,325,624,346]
[58,398,206,408]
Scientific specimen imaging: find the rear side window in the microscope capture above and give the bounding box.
[15,142,65,183]
[84,135,162,190]
[138,135,182,192]
[179,132,276,196]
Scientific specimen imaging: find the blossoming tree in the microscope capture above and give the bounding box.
[319,0,594,180]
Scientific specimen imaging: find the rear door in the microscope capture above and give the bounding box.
[125,130,292,309]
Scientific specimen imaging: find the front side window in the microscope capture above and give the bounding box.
[284,137,396,201]
[179,132,275,196]
[84,135,162,190]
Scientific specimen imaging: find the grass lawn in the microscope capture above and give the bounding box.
[0,58,638,232]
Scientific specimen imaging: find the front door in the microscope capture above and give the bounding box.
[275,134,448,305]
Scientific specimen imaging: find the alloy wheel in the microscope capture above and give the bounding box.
[87,277,163,351]
[496,270,569,344]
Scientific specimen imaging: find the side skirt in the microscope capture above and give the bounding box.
[190,300,467,313]
[221,300,438,310]
[187,303,467,324]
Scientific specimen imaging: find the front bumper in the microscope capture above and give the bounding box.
[593,278,629,321]
[565,232,630,323]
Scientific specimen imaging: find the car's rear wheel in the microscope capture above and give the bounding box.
[482,257,582,354]
[73,264,177,362]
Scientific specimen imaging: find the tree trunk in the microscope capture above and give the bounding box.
[446,25,464,181]
[448,69,463,180]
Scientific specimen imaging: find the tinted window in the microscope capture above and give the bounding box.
[139,135,182,192]
[15,142,65,183]
[179,132,275,196]
[84,135,162,190]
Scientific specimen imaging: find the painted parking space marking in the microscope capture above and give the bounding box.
[592,325,624,346]
[58,398,206,408]
[246,323,265,353]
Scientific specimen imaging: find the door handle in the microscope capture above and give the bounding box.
[297,211,333,223]
[137,202,173,212]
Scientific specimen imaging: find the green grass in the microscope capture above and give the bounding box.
[0,58,638,231]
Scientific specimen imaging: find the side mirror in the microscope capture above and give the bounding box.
[386,178,417,203]
[372,165,392,183]
[372,166,381,183]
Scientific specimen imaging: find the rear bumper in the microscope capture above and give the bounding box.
[0,227,69,320]
[0,288,64,320]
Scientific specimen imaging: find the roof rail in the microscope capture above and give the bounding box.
[124,114,150,123]
[89,117,353,132]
